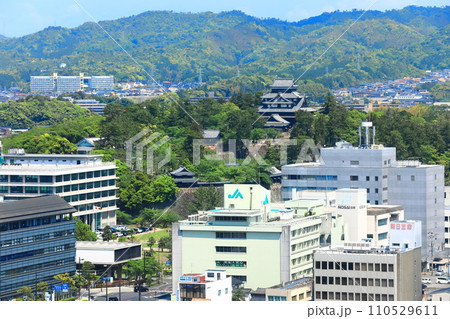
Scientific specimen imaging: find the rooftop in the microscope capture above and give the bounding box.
[0,195,75,222]
[76,241,141,251]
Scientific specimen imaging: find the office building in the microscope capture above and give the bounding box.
[265,278,313,301]
[172,184,322,291]
[282,123,445,258]
[30,73,114,93]
[176,270,232,301]
[313,220,422,301]
[0,196,76,301]
[444,186,450,249]
[0,149,117,230]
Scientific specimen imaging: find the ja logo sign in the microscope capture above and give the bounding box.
[228,189,243,199]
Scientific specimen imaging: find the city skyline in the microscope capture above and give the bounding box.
[0,0,448,37]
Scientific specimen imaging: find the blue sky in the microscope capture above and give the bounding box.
[0,0,447,37]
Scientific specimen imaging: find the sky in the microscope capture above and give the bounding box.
[0,0,448,37]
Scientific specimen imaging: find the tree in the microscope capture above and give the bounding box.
[75,218,97,241]
[17,286,33,301]
[36,282,49,301]
[147,237,156,256]
[102,225,116,242]
[158,235,172,252]
[154,211,181,228]
[53,273,75,287]
[187,186,222,214]
[24,133,78,154]
[232,288,245,301]
[81,261,97,299]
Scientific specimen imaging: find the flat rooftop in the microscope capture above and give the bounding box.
[0,195,75,222]
[76,241,141,251]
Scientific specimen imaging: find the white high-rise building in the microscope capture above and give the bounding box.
[0,149,117,229]
[281,123,445,258]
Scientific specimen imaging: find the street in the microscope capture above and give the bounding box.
[78,277,172,301]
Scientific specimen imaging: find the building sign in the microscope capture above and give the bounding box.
[390,223,412,230]
[62,283,68,292]
[228,189,243,199]
[180,276,192,282]
[54,285,61,291]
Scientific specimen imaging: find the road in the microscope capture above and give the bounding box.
[82,277,172,301]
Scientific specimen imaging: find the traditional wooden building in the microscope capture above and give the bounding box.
[258,79,308,130]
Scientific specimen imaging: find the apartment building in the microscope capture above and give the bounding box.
[0,196,76,300]
[0,149,117,230]
[30,73,114,93]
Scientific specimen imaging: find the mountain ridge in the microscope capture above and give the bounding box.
[0,6,448,89]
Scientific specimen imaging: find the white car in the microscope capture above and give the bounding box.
[436,277,449,284]
[421,278,431,284]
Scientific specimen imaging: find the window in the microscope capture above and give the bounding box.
[215,261,246,267]
[216,246,247,253]
[40,176,53,183]
[63,174,70,182]
[378,232,388,240]
[375,188,379,193]
[397,175,401,181]
[350,161,359,165]
[411,175,415,181]
[366,176,370,181]
[321,261,327,270]
[216,232,246,239]
[378,218,388,226]
[10,175,23,183]
[25,175,38,183]
[218,290,221,296]
[350,176,359,181]
[375,176,379,181]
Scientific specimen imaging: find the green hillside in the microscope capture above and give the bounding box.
[0,6,448,89]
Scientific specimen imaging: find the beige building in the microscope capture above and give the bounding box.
[265,278,313,301]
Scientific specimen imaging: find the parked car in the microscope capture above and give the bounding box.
[134,285,149,292]
[435,270,445,276]
[108,296,119,301]
[436,277,449,284]
[134,227,143,233]
[140,227,152,232]
[421,278,431,284]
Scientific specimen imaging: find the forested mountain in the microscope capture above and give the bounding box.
[0,6,448,89]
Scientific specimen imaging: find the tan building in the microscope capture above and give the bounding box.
[265,278,313,301]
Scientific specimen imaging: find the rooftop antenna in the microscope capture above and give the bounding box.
[361,122,373,148]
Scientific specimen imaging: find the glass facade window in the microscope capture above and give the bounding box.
[25,186,38,194]
[10,186,23,193]
[40,176,53,183]
[25,175,38,183]
[94,171,100,178]
[87,172,93,178]
[10,175,23,183]
[71,173,78,180]
[79,172,86,179]
[56,175,63,182]
[0,186,8,193]
[0,175,8,182]
[40,186,53,194]
[378,218,388,226]
[63,174,70,182]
